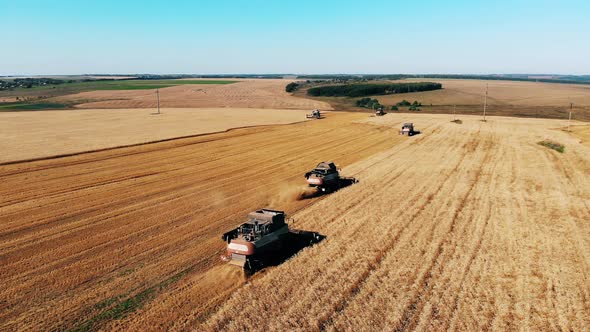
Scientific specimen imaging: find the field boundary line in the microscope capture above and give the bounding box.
[0,118,318,167]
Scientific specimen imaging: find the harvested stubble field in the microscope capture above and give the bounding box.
[0,107,311,163]
[569,125,590,148]
[387,79,590,107]
[0,112,395,331]
[209,114,590,331]
[1,110,589,331]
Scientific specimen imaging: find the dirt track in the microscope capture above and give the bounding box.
[0,113,394,331]
[1,112,589,331]
[209,114,590,331]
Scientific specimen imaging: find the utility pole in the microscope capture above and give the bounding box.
[568,103,573,132]
[156,89,161,115]
[483,83,488,122]
[453,104,456,121]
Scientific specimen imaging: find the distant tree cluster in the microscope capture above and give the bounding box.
[396,100,422,111]
[285,82,300,93]
[0,78,71,90]
[296,74,590,85]
[355,98,382,109]
[307,82,442,97]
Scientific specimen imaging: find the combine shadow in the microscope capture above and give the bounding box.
[246,230,326,275]
[299,178,359,201]
[338,177,358,189]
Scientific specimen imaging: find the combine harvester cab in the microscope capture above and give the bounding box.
[304,161,357,193]
[221,209,323,272]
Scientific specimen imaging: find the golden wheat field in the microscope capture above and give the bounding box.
[0,107,310,163]
[570,125,590,148]
[209,113,590,331]
[1,107,589,330]
[0,112,395,331]
[51,79,331,110]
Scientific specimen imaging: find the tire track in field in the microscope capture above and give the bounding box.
[393,129,496,332]
[209,122,463,331]
[316,126,474,330]
[1,119,391,283]
[0,113,402,331]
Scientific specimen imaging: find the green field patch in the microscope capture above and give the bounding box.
[83,80,236,90]
[538,140,565,153]
[5,79,236,93]
[0,102,69,110]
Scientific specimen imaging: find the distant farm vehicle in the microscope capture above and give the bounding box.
[399,123,420,136]
[304,161,358,193]
[306,109,322,119]
[375,107,386,116]
[221,209,323,272]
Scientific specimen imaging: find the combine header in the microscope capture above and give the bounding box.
[304,161,357,193]
[221,209,322,271]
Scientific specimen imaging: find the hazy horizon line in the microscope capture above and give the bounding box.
[2,73,589,77]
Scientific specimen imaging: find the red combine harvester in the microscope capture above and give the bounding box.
[221,209,322,271]
[304,161,357,193]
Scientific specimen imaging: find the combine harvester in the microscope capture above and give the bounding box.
[306,109,322,119]
[375,106,386,116]
[399,123,420,136]
[221,209,322,271]
[304,161,357,193]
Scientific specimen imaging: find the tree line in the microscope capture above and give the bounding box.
[307,82,442,97]
[0,78,72,90]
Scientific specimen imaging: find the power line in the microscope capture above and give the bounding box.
[156,89,160,115]
[568,103,573,132]
[483,83,488,122]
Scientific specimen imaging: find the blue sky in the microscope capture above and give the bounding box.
[1,0,588,75]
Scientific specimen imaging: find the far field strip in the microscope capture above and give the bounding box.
[0,78,237,102]
[0,108,311,163]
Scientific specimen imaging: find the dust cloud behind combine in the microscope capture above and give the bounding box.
[270,183,319,207]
